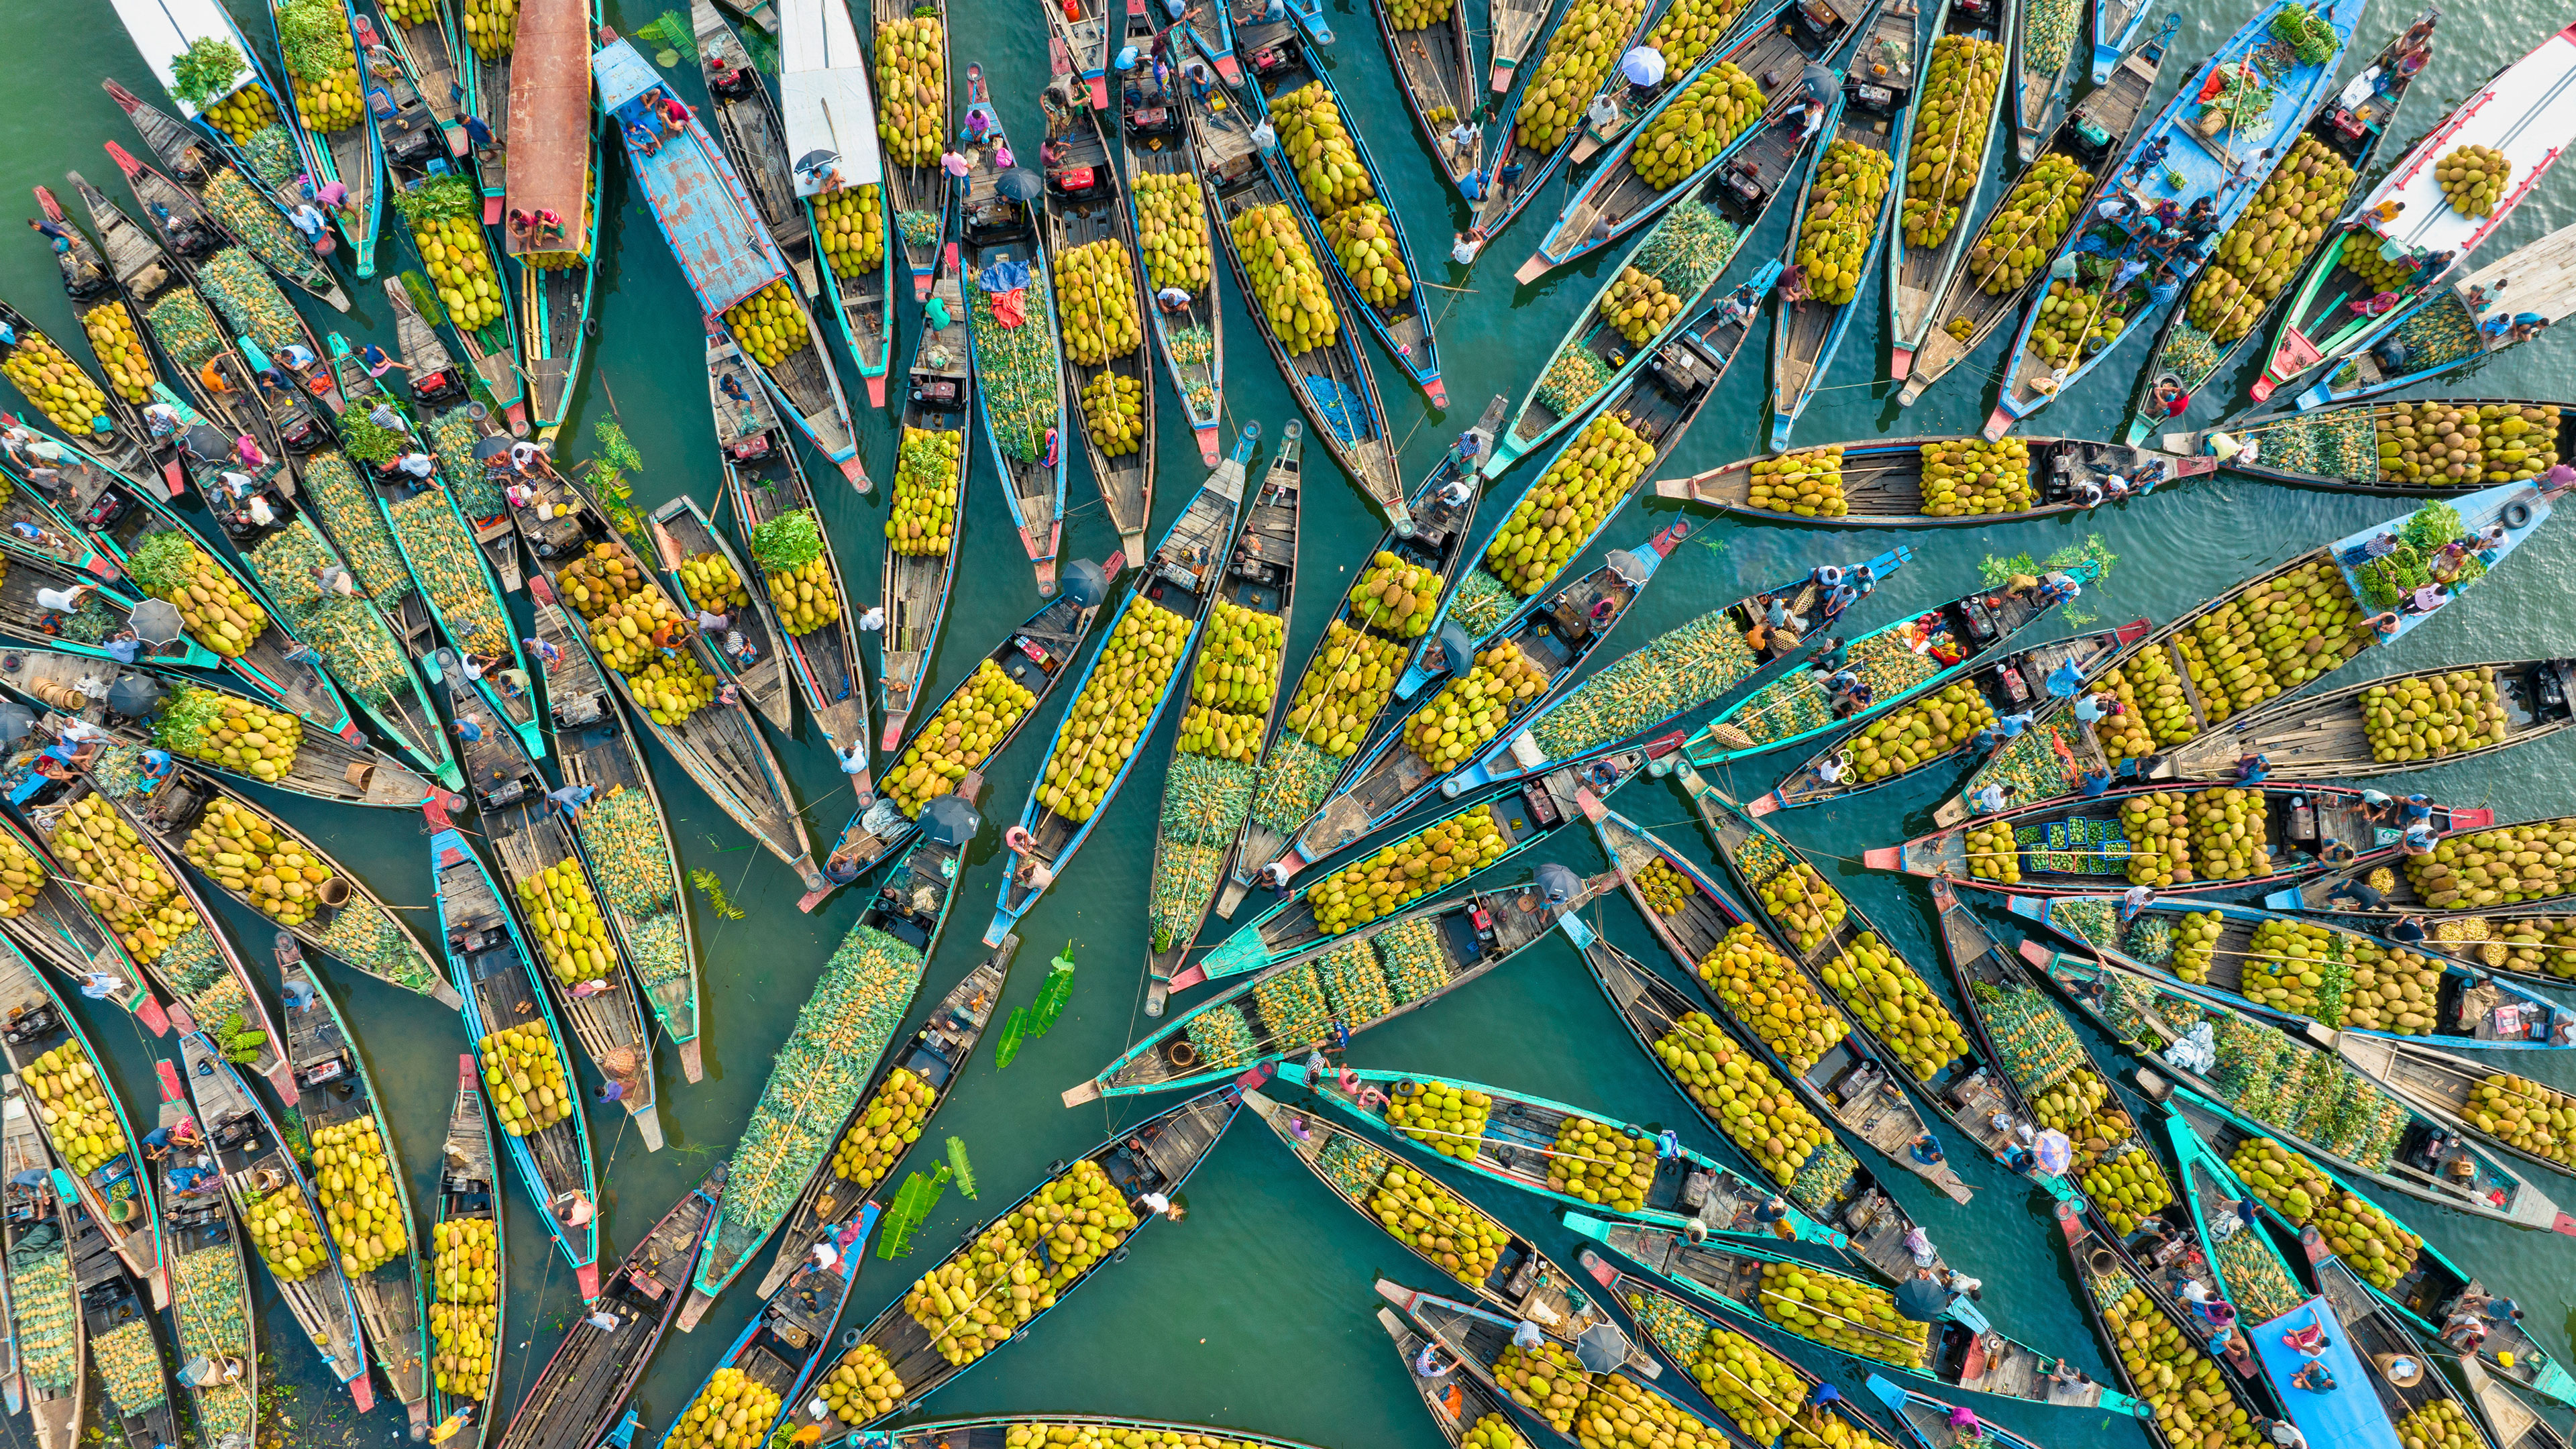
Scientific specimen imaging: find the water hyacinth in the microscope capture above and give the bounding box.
[204,168,332,293]
[91,1318,170,1414]
[1626,204,1742,298]
[1183,1002,1256,1068]
[388,491,510,654]
[427,411,508,519]
[971,276,1061,462]
[1250,734,1341,831]
[1533,347,1616,420]
[722,923,924,1234]
[1529,609,1758,759]
[9,1244,76,1389]
[247,525,413,706]
[1444,567,1519,639]
[144,288,227,371]
[193,248,305,355]
[316,893,439,991]
[169,1248,254,1446]
[297,453,415,600]
[1377,914,1450,1002]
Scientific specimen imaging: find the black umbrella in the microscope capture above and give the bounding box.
[1536,861,1582,908]
[1605,548,1648,586]
[1894,1275,1954,1322]
[182,425,230,464]
[129,599,185,645]
[107,676,165,720]
[1060,558,1111,608]
[794,148,841,178]
[1436,621,1475,678]
[473,435,515,462]
[1573,1322,1633,1373]
[921,794,981,847]
[0,704,33,745]
[996,168,1044,202]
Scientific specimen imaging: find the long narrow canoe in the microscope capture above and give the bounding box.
[653,1246,859,1449]
[649,492,794,734]
[376,277,524,587]
[1,1075,85,1449]
[810,559,1111,911]
[959,66,1067,592]
[2030,945,2576,1238]
[1768,0,1919,448]
[1038,0,1111,110]
[430,650,660,1144]
[752,938,1017,1298]
[1115,3,1221,465]
[2162,1082,2576,1405]
[2248,22,2576,406]
[524,576,704,1079]
[2120,19,2427,444]
[2337,1032,2576,1183]
[1382,1285,1740,1449]
[0,937,162,1297]
[105,0,312,196]
[147,1061,256,1448]
[504,0,602,436]
[2161,1090,2330,1327]
[260,0,385,274]
[777,1088,1240,1436]
[2459,1359,2576,1449]
[1884,0,2014,372]
[1237,1088,1662,1374]
[0,808,162,1030]
[2049,1198,2272,1449]
[1368,0,1477,197]
[1661,437,2204,528]
[429,1055,505,1449]
[1898,21,2174,402]
[1069,871,1610,1104]
[1042,88,1159,561]
[2007,0,2088,161]
[433,828,601,1297]
[875,257,971,749]
[177,1028,370,1405]
[1756,621,2147,813]
[0,543,219,677]
[1873,1379,2061,1449]
[1212,415,1499,926]
[274,936,429,1432]
[62,1181,178,1449]
[2315,1256,2496,1446]
[2285,223,2576,414]
[0,297,177,493]
[1984,0,2364,440]
[782,0,894,403]
[1593,816,1981,1218]
[1377,1306,1519,1449]
[490,1173,720,1449]
[1142,427,1301,1014]
[986,430,1253,946]
[1189,74,1404,526]
[458,0,513,231]
[1457,0,1639,241]
[869,0,952,301]
[2164,400,2576,495]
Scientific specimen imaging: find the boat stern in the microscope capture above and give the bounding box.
[1513,252,1554,286]
[1422,376,1447,409]
[577,1260,602,1303]
[1862,844,1905,872]
[1766,411,1795,453]
[1745,791,1785,817]
[346,1375,374,1413]
[1889,346,1913,380]
[135,995,172,1035]
[1980,404,2016,442]
[1195,421,1222,466]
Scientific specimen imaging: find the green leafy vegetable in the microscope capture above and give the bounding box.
[751,507,825,572]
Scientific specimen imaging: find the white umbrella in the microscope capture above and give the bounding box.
[1619,46,1666,86]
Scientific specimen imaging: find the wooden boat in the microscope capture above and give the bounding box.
[714,332,869,755]
[2316,1260,2504,1449]
[1239,15,1442,402]
[809,559,1112,910]
[1381,1285,1741,1449]
[1874,1377,2063,1449]
[1141,427,1301,1012]
[103,0,311,197]
[504,0,601,436]
[1039,0,1111,111]
[752,938,1017,1298]
[2161,1082,2576,1405]
[875,256,971,749]
[359,0,468,156]
[432,826,602,1297]
[2164,401,2576,494]
[1069,869,1615,1104]
[0,297,178,494]
[1258,1059,1847,1247]
[777,1087,1240,1435]
[1238,1087,1662,1373]
[781,0,894,402]
[2248,23,2576,405]
[984,429,1254,947]
[1454,0,1639,244]
[1041,86,1159,559]
[1757,622,2147,814]
[0,936,162,1298]
[1883,0,2015,373]
[869,0,953,301]
[2013,893,2575,1053]
[2458,1354,2576,1441]
[2338,1032,2576,1185]
[2161,1091,2331,1330]
[272,936,429,1431]
[1595,814,1982,1213]
[694,0,820,299]
[0,809,164,1032]
[1661,437,2206,527]
[1678,564,2090,769]
[1684,792,2012,1199]
[67,1175,182,1449]
[458,0,512,239]
[1515,0,1851,284]
[2029,944,2576,1238]
[1184,748,1650,990]
[370,277,525,588]
[655,1247,861,1449]
[1210,416,1499,924]
[1112,4,1221,461]
[1936,482,2555,825]
[1283,525,1686,872]
[1983,0,2365,441]
[89,741,453,1003]
[177,1028,370,1405]
[17,773,293,1095]
[489,1172,720,1449]
[957,64,1067,590]
[1367,0,1478,196]
[1188,68,1404,525]
[2051,1197,2272,1448]
[262,0,386,276]
[522,575,703,1079]
[1767,0,1919,447]
[2143,658,2576,788]
[146,1059,257,1449]
[511,468,821,888]
[2006,0,2091,162]
[594,31,865,482]
[1898,20,2173,402]
[428,1055,504,1449]
[2120,19,2427,445]
[2286,224,2576,413]
[1376,1305,1519,1449]
[429,649,659,1144]
[0,544,219,678]
[0,1075,85,1449]
[1889,782,2486,898]
[645,495,793,734]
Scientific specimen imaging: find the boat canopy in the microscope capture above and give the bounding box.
[780,0,884,195]
[108,0,262,116]
[506,0,596,256]
[2353,22,2576,261]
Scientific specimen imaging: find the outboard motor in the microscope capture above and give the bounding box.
[275,408,327,456]
[412,368,469,407]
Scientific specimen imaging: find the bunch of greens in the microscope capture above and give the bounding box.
[391,174,478,225]
[151,685,228,755]
[751,507,826,573]
[339,413,407,466]
[172,38,249,109]
[2267,5,2337,65]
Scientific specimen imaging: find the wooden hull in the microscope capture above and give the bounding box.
[875,260,970,750]
[429,1054,506,1449]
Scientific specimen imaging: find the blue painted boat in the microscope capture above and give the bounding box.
[1986,0,2365,439]
[262,0,386,276]
[653,1232,867,1449]
[1872,1377,2061,1449]
[592,31,866,484]
[433,826,601,1301]
[144,1056,256,1440]
[1460,0,1667,240]
[984,427,1255,947]
[648,494,797,736]
[105,0,317,198]
[958,62,1070,591]
[2291,225,2576,412]
[0,934,164,1301]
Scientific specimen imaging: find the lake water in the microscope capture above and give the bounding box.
[3,0,2576,1446]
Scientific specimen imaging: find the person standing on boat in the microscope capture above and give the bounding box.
[1966,780,2014,816]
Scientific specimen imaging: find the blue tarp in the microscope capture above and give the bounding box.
[977,258,1031,294]
[2253,1299,2404,1449]
[1301,376,1360,443]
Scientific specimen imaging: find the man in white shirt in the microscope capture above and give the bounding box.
[33,583,92,616]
